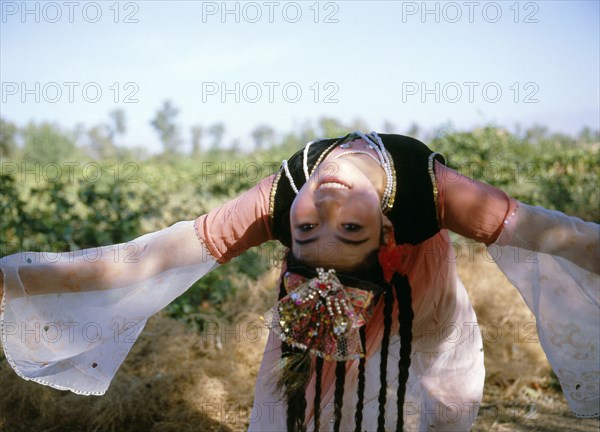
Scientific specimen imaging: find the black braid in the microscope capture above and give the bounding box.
[354,325,367,432]
[278,277,309,432]
[333,361,346,432]
[278,274,287,301]
[314,356,323,431]
[394,274,413,431]
[281,251,389,431]
[377,286,394,431]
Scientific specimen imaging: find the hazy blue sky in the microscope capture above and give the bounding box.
[2,0,599,152]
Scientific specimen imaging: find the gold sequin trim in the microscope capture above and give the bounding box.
[270,140,394,226]
[308,142,342,178]
[503,202,519,226]
[269,168,283,227]
[428,152,441,227]
[312,141,395,213]
[193,218,219,262]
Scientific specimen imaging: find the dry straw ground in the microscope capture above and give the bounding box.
[1,243,598,431]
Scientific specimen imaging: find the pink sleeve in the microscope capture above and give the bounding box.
[436,161,518,245]
[194,175,275,264]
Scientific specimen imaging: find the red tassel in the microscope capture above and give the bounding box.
[378,233,414,282]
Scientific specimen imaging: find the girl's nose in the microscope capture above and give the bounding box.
[315,189,346,215]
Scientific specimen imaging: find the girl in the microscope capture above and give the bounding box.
[1,131,598,431]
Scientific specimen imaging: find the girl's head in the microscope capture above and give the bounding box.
[289,154,393,272]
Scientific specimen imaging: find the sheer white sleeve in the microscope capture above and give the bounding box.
[489,202,599,418]
[0,220,219,396]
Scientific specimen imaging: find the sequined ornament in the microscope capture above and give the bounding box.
[266,268,374,361]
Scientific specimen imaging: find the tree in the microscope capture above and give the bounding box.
[190,125,203,157]
[524,124,548,144]
[108,109,126,142]
[577,126,600,144]
[208,123,225,149]
[350,118,369,132]
[84,110,127,160]
[0,118,18,159]
[382,120,396,134]
[318,117,346,137]
[407,122,420,138]
[87,124,116,159]
[150,100,181,155]
[251,124,274,150]
[22,121,79,164]
[230,138,241,153]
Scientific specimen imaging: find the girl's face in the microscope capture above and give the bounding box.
[290,157,389,272]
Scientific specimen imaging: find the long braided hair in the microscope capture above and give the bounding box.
[277,251,414,431]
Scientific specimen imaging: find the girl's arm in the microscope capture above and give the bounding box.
[435,161,599,274]
[0,174,275,396]
[435,161,599,419]
[195,174,274,264]
[2,174,275,299]
[435,161,517,245]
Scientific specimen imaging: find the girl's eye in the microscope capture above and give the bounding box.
[298,224,316,232]
[342,223,362,232]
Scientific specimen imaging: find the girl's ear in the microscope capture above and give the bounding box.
[382,215,394,245]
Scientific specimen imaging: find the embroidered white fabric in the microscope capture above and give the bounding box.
[490,202,600,418]
[0,220,219,396]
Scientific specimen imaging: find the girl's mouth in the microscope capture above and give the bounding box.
[317,179,350,190]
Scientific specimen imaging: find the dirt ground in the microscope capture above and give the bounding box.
[1,248,598,431]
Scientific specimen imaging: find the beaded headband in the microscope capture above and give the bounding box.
[281,131,395,212]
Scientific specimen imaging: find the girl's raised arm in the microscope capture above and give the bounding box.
[0,174,275,396]
[194,174,274,264]
[435,161,599,418]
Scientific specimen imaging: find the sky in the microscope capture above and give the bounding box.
[1,0,599,153]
